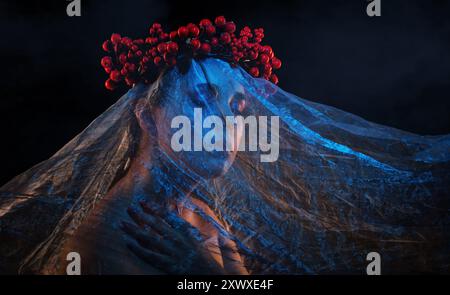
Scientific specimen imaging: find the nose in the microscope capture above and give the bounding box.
[203,91,233,118]
[209,92,247,120]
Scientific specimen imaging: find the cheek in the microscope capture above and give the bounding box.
[154,102,194,152]
[153,109,174,148]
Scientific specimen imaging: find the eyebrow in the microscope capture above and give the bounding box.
[193,83,219,101]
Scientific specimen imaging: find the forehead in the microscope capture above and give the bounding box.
[190,59,244,95]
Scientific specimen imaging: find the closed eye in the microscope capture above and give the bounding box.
[190,83,218,107]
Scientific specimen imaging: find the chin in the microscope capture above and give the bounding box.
[192,155,235,179]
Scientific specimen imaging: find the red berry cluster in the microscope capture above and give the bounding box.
[101,16,282,90]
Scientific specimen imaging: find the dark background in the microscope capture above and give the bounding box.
[0,0,449,185]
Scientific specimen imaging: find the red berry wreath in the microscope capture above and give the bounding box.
[101,16,282,90]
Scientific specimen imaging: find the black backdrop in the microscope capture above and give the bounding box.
[0,0,449,185]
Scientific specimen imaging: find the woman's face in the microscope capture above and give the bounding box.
[151,79,247,179]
